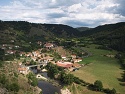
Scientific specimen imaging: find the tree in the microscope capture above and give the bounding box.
[39,91,42,94]
[30,60,36,65]
[47,64,59,79]
[31,77,38,86]
[94,80,103,91]
[0,48,5,61]
[9,83,20,92]
[110,88,116,94]
[60,72,74,85]
[27,72,38,86]
[0,74,8,85]
[122,72,125,81]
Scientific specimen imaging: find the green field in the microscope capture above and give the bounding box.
[72,44,125,94]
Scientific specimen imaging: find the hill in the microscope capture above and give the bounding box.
[81,22,125,52]
[76,27,91,32]
[0,20,125,52]
[0,20,80,44]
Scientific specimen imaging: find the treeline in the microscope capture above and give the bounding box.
[115,53,125,82]
[45,63,116,94]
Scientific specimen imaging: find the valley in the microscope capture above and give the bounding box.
[0,21,125,94]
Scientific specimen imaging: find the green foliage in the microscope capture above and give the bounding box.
[0,74,8,85]
[0,74,19,92]
[122,72,125,81]
[0,48,5,61]
[39,91,43,94]
[94,80,103,91]
[103,88,116,94]
[30,60,36,65]
[55,92,58,94]
[14,72,18,78]
[21,45,32,52]
[4,55,14,61]
[27,72,38,86]
[41,49,47,53]
[111,88,116,94]
[73,77,86,85]
[60,72,74,85]
[46,63,87,85]
[22,59,26,63]
[9,83,19,92]
[14,51,20,59]
[0,61,4,67]
[53,52,61,60]
[46,63,59,79]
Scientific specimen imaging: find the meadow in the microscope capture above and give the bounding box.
[72,44,125,94]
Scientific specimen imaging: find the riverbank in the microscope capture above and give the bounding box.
[30,68,61,94]
[61,88,71,94]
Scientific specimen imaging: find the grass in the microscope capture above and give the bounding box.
[72,44,125,94]
[69,83,104,94]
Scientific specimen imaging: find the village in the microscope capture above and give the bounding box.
[0,41,83,75]
[18,42,82,75]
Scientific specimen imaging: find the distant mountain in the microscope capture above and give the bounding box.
[81,22,125,51]
[0,20,80,44]
[76,27,91,32]
[81,22,125,36]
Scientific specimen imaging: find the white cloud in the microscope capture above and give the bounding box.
[0,0,125,27]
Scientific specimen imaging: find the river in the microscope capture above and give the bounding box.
[30,68,61,94]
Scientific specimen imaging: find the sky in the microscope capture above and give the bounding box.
[0,0,125,27]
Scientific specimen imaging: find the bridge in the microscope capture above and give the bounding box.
[26,62,47,69]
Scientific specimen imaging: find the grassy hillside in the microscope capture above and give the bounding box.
[0,21,80,44]
[72,44,125,94]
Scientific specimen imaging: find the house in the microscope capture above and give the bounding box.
[6,50,16,54]
[44,43,54,48]
[2,44,8,47]
[26,52,32,57]
[1,46,6,49]
[73,58,82,63]
[73,63,81,68]
[44,56,53,61]
[10,40,14,43]
[32,57,37,61]
[15,45,19,48]
[56,61,73,69]
[71,54,76,59]
[9,46,13,49]
[19,52,25,56]
[18,67,29,75]
[61,55,66,59]
[37,41,42,46]
[18,62,22,65]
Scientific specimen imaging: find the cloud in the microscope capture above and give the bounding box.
[0,0,125,27]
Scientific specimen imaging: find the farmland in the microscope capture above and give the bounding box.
[72,44,125,94]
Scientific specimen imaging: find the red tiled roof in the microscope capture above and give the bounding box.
[18,67,27,71]
[56,62,73,68]
[44,43,53,47]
